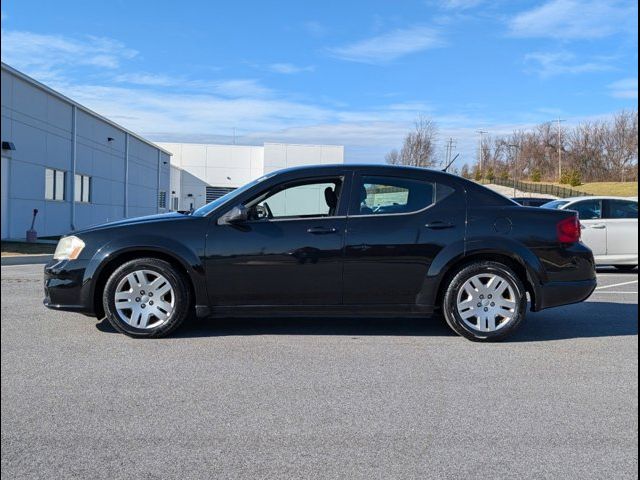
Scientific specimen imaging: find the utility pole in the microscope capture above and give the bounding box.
[555,118,565,181]
[445,138,456,168]
[509,143,521,198]
[476,130,488,175]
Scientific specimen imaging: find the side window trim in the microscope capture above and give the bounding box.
[347,172,449,218]
[602,199,612,220]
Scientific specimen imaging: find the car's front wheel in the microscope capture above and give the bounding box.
[442,261,527,341]
[103,258,191,338]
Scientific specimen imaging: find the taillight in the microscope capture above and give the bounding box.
[557,215,581,243]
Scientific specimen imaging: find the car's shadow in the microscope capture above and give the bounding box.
[95,301,637,342]
[596,266,638,274]
[511,301,637,342]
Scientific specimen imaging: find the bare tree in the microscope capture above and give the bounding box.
[385,149,400,165]
[385,115,439,168]
[607,110,638,181]
[472,110,638,183]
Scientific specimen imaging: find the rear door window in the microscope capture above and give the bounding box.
[351,175,454,216]
[605,200,638,219]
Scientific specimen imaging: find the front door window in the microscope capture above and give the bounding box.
[572,199,603,220]
[246,178,343,220]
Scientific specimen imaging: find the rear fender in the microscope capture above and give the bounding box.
[418,237,546,310]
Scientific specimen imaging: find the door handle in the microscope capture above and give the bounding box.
[425,221,455,230]
[307,226,338,235]
[590,224,606,229]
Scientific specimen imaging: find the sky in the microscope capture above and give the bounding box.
[1,0,638,167]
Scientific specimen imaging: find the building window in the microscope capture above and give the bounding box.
[45,168,65,201]
[158,191,167,209]
[74,174,91,203]
[172,196,179,211]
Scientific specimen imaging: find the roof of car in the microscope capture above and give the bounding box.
[278,163,438,172]
[272,163,463,179]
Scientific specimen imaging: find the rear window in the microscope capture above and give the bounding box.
[542,200,570,209]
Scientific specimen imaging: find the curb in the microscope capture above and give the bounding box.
[1,254,53,266]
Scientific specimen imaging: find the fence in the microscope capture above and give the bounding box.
[491,178,590,198]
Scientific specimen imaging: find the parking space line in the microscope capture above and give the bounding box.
[592,291,638,294]
[595,280,639,290]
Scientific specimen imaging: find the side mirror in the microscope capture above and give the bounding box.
[217,204,248,225]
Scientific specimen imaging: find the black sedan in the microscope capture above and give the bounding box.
[44,164,596,341]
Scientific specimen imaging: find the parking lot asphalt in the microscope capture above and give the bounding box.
[1,264,637,480]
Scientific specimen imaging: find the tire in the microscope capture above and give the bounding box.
[442,261,527,342]
[613,265,637,272]
[102,258,191,338]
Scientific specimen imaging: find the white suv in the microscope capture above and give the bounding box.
[543,196,638,271]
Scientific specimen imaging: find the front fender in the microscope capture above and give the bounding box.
[84,235,208,313]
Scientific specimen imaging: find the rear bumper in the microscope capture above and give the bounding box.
[536,278,597,311]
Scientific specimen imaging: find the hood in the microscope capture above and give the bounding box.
[72,212,191,235]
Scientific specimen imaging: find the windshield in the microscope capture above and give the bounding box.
[541,199,570,209]
[192,173,274,216]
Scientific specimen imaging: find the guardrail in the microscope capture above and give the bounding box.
[491,178,591,198]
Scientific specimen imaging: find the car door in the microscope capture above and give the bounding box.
[205,173,351,306]
[342,172,464,305]
[603,199,638,261]
[568,199,606,256]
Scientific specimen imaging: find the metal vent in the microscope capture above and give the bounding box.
[158,191,167,209]
[206,186,235,203]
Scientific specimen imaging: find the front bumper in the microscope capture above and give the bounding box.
[43,259,95,316]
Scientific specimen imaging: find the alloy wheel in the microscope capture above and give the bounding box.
[114,269,175,329]
[455,273,518,333]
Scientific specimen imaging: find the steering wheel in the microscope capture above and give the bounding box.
[263,202,273,219]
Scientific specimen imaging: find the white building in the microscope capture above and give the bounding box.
[1,63,172,240]
[159,142,344,211]
[0,63,345,238]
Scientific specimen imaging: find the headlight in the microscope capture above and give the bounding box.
[53,236,86,260]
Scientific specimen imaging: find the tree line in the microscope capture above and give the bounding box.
[386,110,638,186]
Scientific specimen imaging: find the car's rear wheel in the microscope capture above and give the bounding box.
[613,265,637,272]
[103,258,191,338]
[442,261,527,341]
